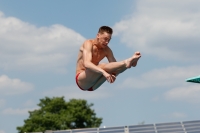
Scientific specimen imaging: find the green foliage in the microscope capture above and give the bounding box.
[17,97,102,133]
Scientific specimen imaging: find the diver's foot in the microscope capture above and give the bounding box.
[125,52,141,68]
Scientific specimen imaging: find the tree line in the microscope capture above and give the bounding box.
[17,97,102,133]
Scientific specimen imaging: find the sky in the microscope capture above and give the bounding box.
[0,0,200,133]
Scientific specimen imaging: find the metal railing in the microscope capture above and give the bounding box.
[27,120,200,133]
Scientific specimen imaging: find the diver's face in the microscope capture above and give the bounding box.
[97,32,112,48]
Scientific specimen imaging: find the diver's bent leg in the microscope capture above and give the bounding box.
[92,76,107,91]
[99,53,141,74]
[77,69,103,90]
[98,62,128,76]
[98,61,126,75]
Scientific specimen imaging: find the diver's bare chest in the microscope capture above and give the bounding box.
[92,48,106,61]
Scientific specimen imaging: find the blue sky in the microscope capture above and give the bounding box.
[0,0,200,133]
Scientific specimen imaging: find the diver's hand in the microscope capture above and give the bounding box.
[103,72,116,83]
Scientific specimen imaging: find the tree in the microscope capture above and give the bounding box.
[17,97,102,133]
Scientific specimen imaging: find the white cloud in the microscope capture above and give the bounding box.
[43,85,112,100]
[113,0,200,62]
[171,112,187,118]
[118,64,200,103]
[151,96,160,102]
[23,100,35,107]
[2,107,38,115]
[0,99,6,108]
[163,112,187,119]
[119,65,200,89]
[0,130,6,133]
[165,84,200,103]
[0,75,33,95]
[0,11,85,73]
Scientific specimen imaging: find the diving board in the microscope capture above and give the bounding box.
[186,75,200,83]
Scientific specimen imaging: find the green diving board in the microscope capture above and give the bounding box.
[186,75,200,83]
